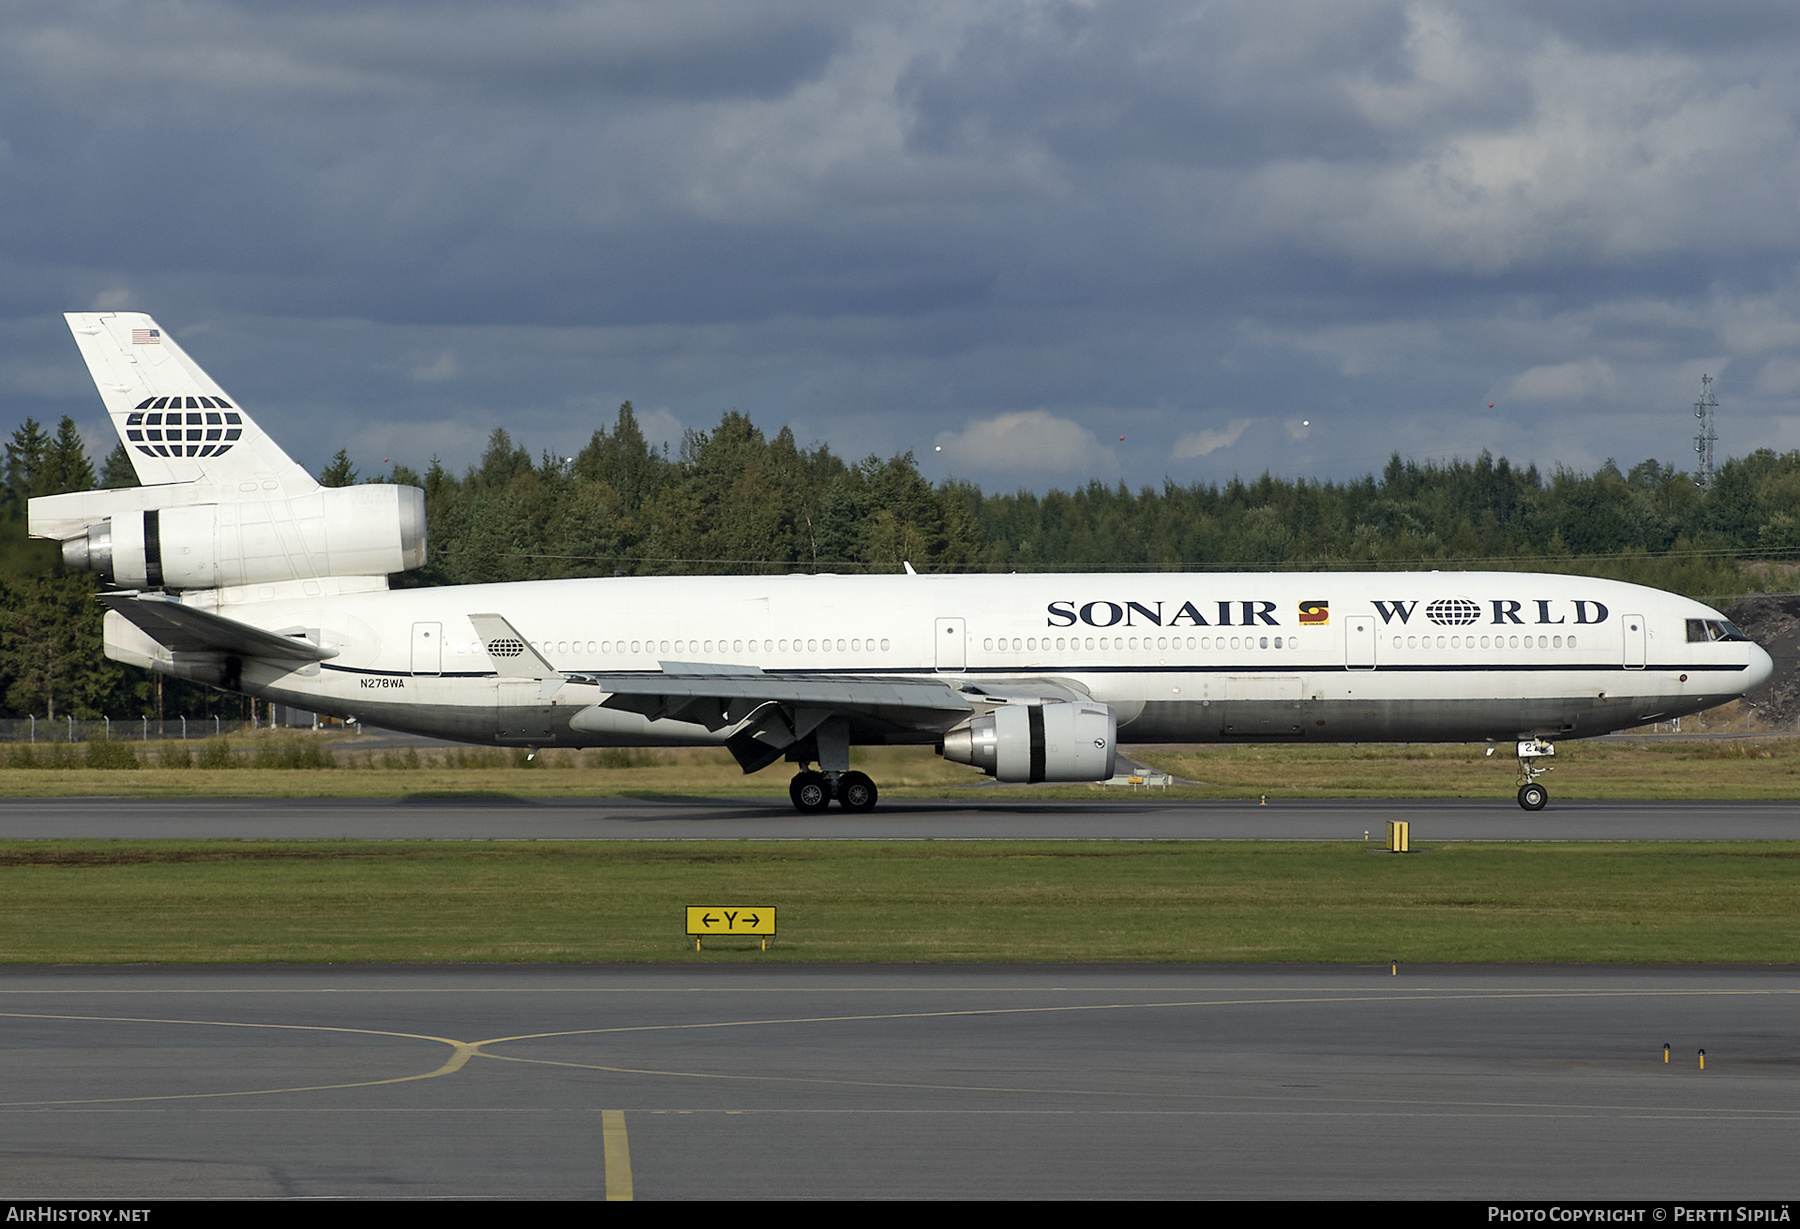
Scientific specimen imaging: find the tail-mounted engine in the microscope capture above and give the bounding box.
[941,700,1117,783]
[37,483,426,590]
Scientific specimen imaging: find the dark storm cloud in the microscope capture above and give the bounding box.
[9,0,852,105]
[900,1,1526,166]
[4,1,1800,487]
[1507,0,1800,53]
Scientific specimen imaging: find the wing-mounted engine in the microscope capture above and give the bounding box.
[941,700,1118,783]
[33,483,426,590]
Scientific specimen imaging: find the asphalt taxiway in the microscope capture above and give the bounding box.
[0,795,1794,840]
[1,964,1795,1199]
[3,797,1793,1199]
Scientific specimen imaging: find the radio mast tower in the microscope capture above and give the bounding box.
[1693,374,1719,490]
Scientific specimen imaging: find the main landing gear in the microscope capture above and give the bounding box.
[789,769,879,814]
[1515,738,1553,811]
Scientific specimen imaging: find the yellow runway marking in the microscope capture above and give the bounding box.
[0,1011,475,1107]
[470,1048,1800,1118]
[467,985,1789,1049]
[459,992,1800,1119]
[603,1109,633,1201]
[0,986,1791,1121]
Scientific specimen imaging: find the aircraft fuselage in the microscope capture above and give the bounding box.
[105,570,1772,750]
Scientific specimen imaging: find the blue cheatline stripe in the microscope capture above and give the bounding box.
[315,661,1745,679]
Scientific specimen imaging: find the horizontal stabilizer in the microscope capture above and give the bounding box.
[99,593,337,663]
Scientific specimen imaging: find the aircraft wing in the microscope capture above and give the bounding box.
[99,592,338,663]
[569,663,975,774]
[580,665,973,725]
[469,612,1085,773]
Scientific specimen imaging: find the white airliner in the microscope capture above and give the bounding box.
[29,312,1774,812]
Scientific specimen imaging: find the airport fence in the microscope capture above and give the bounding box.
[0,717,256,744]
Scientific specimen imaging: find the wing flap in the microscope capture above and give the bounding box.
[568,669,974,773]
[582,671,972,721]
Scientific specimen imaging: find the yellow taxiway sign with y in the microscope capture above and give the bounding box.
[687,906,776,949]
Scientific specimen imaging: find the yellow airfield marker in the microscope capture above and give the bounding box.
[687,906,777,951]
[603,1109,633,1200]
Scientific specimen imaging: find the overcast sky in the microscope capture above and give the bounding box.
[5,0,1800,491]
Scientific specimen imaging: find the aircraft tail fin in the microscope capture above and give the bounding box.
[64,312,317,497]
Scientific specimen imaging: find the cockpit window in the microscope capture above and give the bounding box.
[1688,618,1752,643]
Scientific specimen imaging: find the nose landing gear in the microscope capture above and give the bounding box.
[788,768,879,814]
[1515,738,1553,811]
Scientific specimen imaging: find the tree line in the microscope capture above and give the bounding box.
[5,402,1799,718]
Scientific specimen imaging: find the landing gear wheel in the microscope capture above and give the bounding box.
[790,771,832,814]
[1518,783,1548,812]
[837,771,878,812]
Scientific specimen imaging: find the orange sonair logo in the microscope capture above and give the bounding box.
[1298,600,1329,626]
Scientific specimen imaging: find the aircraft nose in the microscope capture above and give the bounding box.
[1747,642,1774,692]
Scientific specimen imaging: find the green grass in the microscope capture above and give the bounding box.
[1136,738,1800,800]
[2,736,1798,799]
[4,840,1797,964]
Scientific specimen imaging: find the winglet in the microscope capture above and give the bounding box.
[468,613,561,679]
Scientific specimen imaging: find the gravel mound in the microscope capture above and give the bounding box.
[1724,593,1800,728]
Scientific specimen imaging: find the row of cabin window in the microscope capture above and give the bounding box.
[133,395,236,411]
[987,635,1300,652]
[1394,634,1578,649]
[452,637,895,657]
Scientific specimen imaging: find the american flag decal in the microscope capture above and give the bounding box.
[131,329,160,344]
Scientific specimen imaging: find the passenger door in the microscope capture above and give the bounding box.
[410,622,442,676]
[1624,614,1646,669]
[935,617,966,671]
[1344,615,1376,670]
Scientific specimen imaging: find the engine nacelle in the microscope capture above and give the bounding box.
[941,701,1117,783]
[53,484,426,590]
